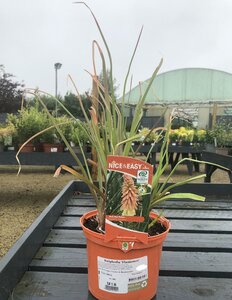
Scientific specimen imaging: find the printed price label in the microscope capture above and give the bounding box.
[98,256,148,294]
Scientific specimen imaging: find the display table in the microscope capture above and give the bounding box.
[202,151,232,183]
[134,144,204,175]
[1,181,232,300]
[0,151,89,167]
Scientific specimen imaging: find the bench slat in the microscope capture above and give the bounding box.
[67,198,232,208]
[44,229,232,250]
[63,206,232,219]
[53,216,232,233]
[15,271,232,300]
[13,271,232,300]
[29,247,232,275]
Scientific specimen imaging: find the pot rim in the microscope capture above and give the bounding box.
[80,209,171,242]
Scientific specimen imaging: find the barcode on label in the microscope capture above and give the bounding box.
[105,285,119,291]
[129,274,146,282]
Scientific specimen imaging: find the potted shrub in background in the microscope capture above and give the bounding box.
[134,127,161,145]
[0,125,15,151]
[205,124,231,155]
[214,124,231,155]
[7,106,48,152]
[0,126,6,151]
[69,121,89,153]
[205,128,216,152]
[169,128,179,145]
[193,129,206,146]
[40,115,67,152]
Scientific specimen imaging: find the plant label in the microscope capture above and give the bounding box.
[106,155,153,233]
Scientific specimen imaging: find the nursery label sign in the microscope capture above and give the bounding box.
[107,156,153,184]
[98,256,148,293]
[106,156,153,233]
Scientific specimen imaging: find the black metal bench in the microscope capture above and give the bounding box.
[0,151,90,167]
[1,181,232,300]
[133,145,204,175]
[202,151,232,183]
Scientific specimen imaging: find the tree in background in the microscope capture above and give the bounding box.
[0,65,24,113]
[62,92,91,118]
[27,92,91,119]
[27,94,58,112]
[98,69,119,100]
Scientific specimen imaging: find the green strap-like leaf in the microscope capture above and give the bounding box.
[150,192,205,209]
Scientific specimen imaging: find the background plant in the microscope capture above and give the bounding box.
[136,127,161,143]
[170,127,206,144]
[194,129,206,143]
[70,121,89,146]
[0,124,15,144]
[205,123,232,147]
[7,106,48,144]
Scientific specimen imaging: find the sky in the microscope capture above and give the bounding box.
[1,0,232,97]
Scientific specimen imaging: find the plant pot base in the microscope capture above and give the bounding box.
[89,289,157,300]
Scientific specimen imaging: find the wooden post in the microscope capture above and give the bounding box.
[91,75,99,180]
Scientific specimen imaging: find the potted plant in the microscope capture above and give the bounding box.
[134,127,160,145]
[40,115,69,152]
[205,124,230,155]
[0,124,15,151]
[169,127,195,146]
[169,128,179,145]
[174,127,194,146]
[33,4,207,300]
[214,124,230,155]
[21,4,208,299]
[53,106,204,300]
[205,128,216,152]
[69,121,89,153]
[7,106,48,152]
[193,129,206,146]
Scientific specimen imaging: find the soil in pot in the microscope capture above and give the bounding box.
[84,215,167,236]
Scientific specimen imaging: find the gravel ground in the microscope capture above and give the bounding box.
[0,166,73,257]
[0,164,230,258]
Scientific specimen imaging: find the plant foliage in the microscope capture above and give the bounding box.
[19,3,220,233]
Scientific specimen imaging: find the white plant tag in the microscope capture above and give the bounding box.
[98,256,148,294]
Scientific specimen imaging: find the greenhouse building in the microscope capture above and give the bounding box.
[121,68,232,129]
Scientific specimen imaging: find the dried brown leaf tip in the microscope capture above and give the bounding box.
[89,106,98,125]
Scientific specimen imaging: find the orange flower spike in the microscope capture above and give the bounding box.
[121,174,138,216]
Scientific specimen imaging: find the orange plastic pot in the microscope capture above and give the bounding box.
[18,143,35,152]
[42,143,64,152]
[80,210,170,300]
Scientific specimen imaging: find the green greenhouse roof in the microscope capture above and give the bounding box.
[122,68,232,105]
